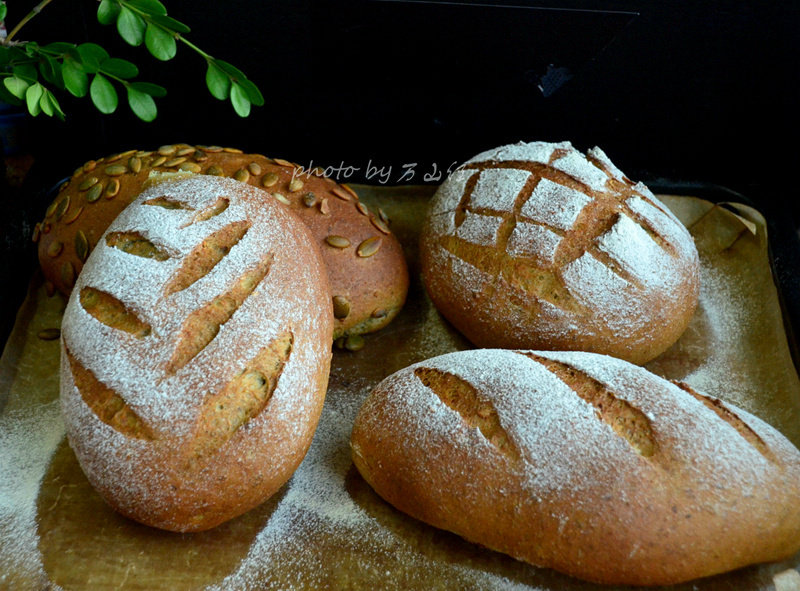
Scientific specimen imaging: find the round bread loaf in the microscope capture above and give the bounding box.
[36,144,408,339]
[59,175,333,532]
[420,141,700,364]
[351,349,800,586]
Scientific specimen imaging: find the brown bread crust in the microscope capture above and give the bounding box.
[60,175,333,532]
[351,349,800,586]
[419,141,699,364]
[36,144,408,339]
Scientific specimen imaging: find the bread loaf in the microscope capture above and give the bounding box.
[36,144,408,339]
[59,175,333,532]
[351,349,800,585]
[420,141,700,364]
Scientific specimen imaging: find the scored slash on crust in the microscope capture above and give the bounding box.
[165,253,275,375]
[414,367,521,462]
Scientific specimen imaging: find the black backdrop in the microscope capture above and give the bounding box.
[2,0,800,342]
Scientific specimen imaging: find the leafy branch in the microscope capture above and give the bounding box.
[0,0,263,121]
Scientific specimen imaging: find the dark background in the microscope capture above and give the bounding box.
[2,0,800,343]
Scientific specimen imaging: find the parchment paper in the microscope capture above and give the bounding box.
[2,186,799,591]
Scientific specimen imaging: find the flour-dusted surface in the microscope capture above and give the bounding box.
[2,188,800,590]
[59,174,333,532]
[420,140,702,364]
[351,348,800,585]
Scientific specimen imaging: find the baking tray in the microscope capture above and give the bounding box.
[2,183,800,590]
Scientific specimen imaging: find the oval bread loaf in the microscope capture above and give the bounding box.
[37,144,408,339]
[350,349,800,586]
[420,141,700,364]
[60,175,333,532]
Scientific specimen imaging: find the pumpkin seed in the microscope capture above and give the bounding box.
[204,145,223,153]
[86,183,103,203]
[343,184,359,200]
[261,172,279,187]
[288,178,304,192]
[206,165,224,176]
[32,223,42,243]
[357,236,382,258]
[302,192,317,207]
[223,147,243,154]
[63,206,84,224]
[47,241,63,257]
[119,149,137,158]
[55,196,70,220]
[233,168,250,182]
[37,328,61,341]
[45,200,58,218]
[332,186,351,201]
[105,179,120,199]
[128,156,142,173]
[176,146,195,157]
[356,202,369,216]
[344,334,365,352]
[61,261,76,287]
[105,164,127,176]
[273,193,291,205]
[273,158,293,167]
[370,215,391,235]
[371,308,388,319]
[43,223,52,234]
[83,160,97,172]
[75,231,89,261]
[378,208,390,223]
[319,198,330,215]
[158,144,177,156]
[105,153,123,163]
[332,295,351,319]
[194,150,208,162]
[164,157,187,168]
[179,162,202,173]
[136,150,153,158]
[247,162,262,176]
[151,156,167,167]
[78,176,99,191]
[325,235,351,249]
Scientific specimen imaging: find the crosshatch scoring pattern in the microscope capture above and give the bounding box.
[422,141,700,361]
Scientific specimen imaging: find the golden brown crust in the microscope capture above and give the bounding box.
[59,175,333,532]
[36,144,408,339]
[419,141,699,365]
[351,349,800,585]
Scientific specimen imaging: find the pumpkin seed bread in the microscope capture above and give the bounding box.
[36,144,409,340]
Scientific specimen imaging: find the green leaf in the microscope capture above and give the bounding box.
[205,62,230,100]
[127,0,167,16]
[151,14,190,34]
[101,57,138,79]
[237,78,264,107]
[130,81,167,97]
[117,6,146,46]
[43,90,66,120]
[90,73,118,114]
[127,86,158,122]
[62,59,89,97]
[230,83,251,117]
[145,24,177,61]
[0,3,7,23]
[97,0,120,25]
[214,59,247,82]
[3,76,30,100]
[12,63,38,83]
[26,83,43,116]
[43,42,78,56]
[77,43,110,73]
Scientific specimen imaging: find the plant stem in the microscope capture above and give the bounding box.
[4,0,55,43]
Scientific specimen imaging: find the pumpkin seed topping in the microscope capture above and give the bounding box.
[206,165,224,176]
[288,178,304,192]
[105,179,120,199]
[325,235,351,249]
[105,164,128,176]
[47,241,63,257]
[158,144,177,156]
[86,183,103,203]
[180,162,202,173]
[151,156,167,167]
[233,168,250,182]
[63,206,84,224]
[247,162,262,176]
[332,295,351,319]
[164,157,187,168]
[261,172,279,187]
[273,193,291,205]
[55,196,70,220]
[74,231,89,262]
[332,186,351,201]
[128,156,142,173]
[357,236,382,258]
[302,192,317,207]
[78,176,99,191]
